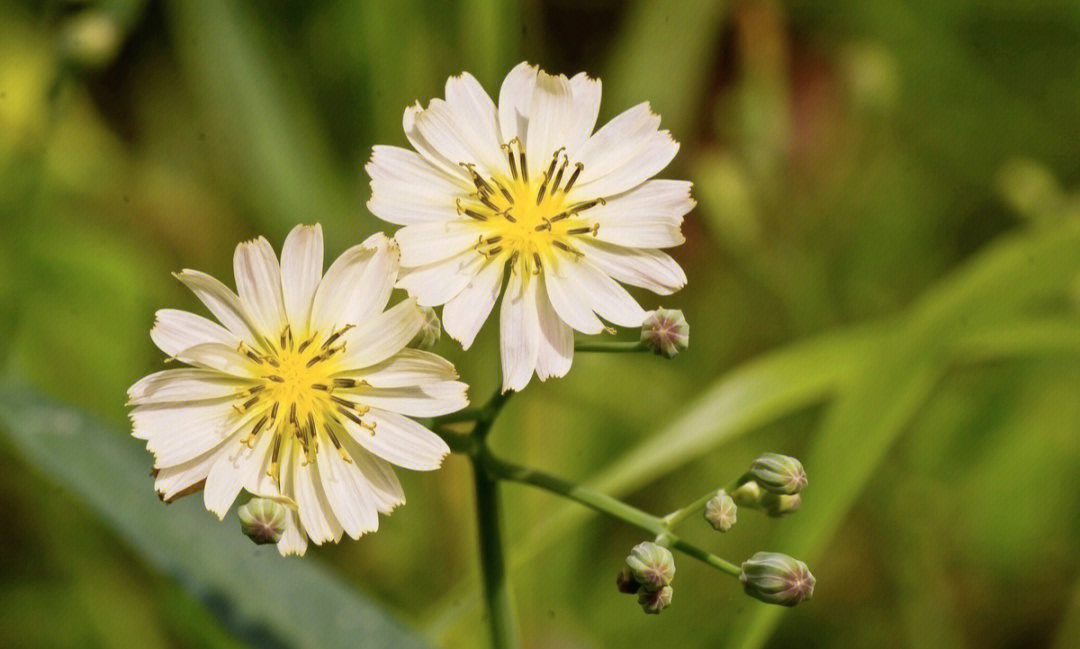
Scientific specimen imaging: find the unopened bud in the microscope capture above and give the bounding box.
[616,567,641,594]
[704,490,737,532]
[638,585,673,614]
[237,498,287,545]
[626,542,675,591]
[761,492,801,518]
[409,305,441,350]
[739,552,815,606]
[730,480,763,507]
[640,308,689,359]
[748,453,807,495]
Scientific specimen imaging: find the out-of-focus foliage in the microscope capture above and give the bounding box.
[2,1,1080,648]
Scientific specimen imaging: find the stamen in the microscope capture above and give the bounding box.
[545,148,565,186]
[567,224,599,236]
[268,433,282,481]
[563,162,584,193]
[266,375,285,383]
[508,251,520,273]
[554,240,584,258]
[568,197,606,214]
[480,246,503,258]
[501,209,517,223]
[534,219,552,232]
[241,395,260,411]
[483,235,503,245]
[306,354,326,368]
[502,142,518,180]
[281,324,292,350]
[518,142,528,182]
[264,356,280,368]
[551,155,568,193]
[298,337,315,353]
[326,428,352,463]
[321,324,354,350]
[238,343,264,364]
[270,402,279,422]
[312,383,329,391]
[456,198,488,221]
[459,162,494,194]
[241,415,268,447]
[536,171,550,205]
[476,192,500,212]
[532,252,543,274]
[289,403,299,428]
[494,179,515,204]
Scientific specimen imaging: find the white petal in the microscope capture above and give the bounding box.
[396,220,484,267]
[543,256,605,334]
[404,102,472,182]
[525,71,574,179]
[591,179,692,248]
[348,381,469,417]
[340,407,449,471]
[368,179,461,226]
[234,237,287,337]
[565,72,602,156]
[290,448,342,544]
[203,428,273,518]
[578,239,687,295]
[574,102,679,198]
[498,61,538,143]
[280,224,324,332]
[276,509,309,556]
[337,298,426,369]
[346,348,459,388]
[173,343,262,377]
[133,400,251,467]
[499,272,541,392]
[310,234,398,332]
[559,256,647,327]
[442,258,504,349]
[128,369,249,405]
[414,99,500,178]
[318,432,379,539]
[153,445,221,501]
[347,447,406,514]
[151,309,240,357]
[396,249,485,306]
[174,270,259,346]
[444,72,505,174]
[534,278,574,380]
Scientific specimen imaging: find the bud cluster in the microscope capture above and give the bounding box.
[616,541,676,614]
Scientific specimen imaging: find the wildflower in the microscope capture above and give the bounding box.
[640,308,689,358]
[740,552,816,606]
[367,62,690,391]
[129,225,468,555]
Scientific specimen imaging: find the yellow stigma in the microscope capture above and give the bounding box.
[233,324,372,483]
[460,139,604,274]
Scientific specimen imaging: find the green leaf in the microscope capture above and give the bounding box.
[0,383,430,649]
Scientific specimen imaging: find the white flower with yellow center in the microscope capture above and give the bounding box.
[128,225,467,555]
[367,62,691,392]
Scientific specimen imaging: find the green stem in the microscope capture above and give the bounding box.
[472,459,518,649]
[663,489,721,527]
[574,340,648,353]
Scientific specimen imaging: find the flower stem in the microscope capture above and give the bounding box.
[574,340,648,353]
[472,458,518,649]
[663,489,722,527]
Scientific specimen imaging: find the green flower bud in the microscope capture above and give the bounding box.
[640,308,689,359]
[626,542,675,591]
[748,453,807,495]
[761,492,801,518]
[409,305,441,350]
[730,480,763,507]
[739,552,815,606]
[638,585,673,614]
[237,498,287,545]
[616,567,641,595]
[704,490,737,532]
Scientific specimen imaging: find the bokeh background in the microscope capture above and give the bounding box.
[3,1,1080,648]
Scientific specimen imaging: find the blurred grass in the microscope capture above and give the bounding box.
[3,1,1080,648]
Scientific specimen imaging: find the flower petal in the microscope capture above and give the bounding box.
[310,234,398,332]
[534,278,574,380]
[404,102,472,182]
[150,309,240,357]
[340,407,449,471]
[591,179,692,248]
[577,239,687,295]
[557,255,647,327]
[414,99,501,179]
[280,224,324,332]
[349,381,469,417]
[396,249,485,306]
[573,102,679,198]
[543,256,605,334]
[276,509,309,556]
[174,270,260,346]
[128,369,250,405]
[444,72,505,174]
[234,237,287,338]
[346,447,406,514]
[565,72,602,156]
[499,272,541,392]
[525,71,574,179]
[367,146,467,225]
[345,348,459,388]
[133,399,253,468]
[204,427,273,518]
[290,446,343,544]
[498,61,538,143]
[442,258,504,349]
[153,445,222,501]
[337,298,426,369]
[317,431,380,539]
[395,220,484,267]
[173,342,262,377]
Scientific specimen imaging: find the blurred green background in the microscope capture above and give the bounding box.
[3,0,1080,648]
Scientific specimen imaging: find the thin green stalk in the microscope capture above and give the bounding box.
[663,489,721,527]
[574,340,648,353]
[472,459,518,649]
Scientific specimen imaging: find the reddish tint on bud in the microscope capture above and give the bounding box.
[626,542,676,591]
[640,308,689,359]
[748,453,807,495]
[704,490,737,532]
[739,552,815,606]
[638,585,673,614]
[616,567,642,594]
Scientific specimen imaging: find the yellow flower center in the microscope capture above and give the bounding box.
[458,140,605,274]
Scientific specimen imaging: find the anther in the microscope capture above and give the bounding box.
[476,192,500,212]
[534,219,552,232]
[551,155,568,193]
[311,383,329,391]
[334,377,366,388]
[494,180,515,204]
[502,142,519,180]
[508,251,520,272]
[545,148,565,184]
[532,252,543,274]
[456,199,488,221]
[519,145,528,182]
[270,402,279,422]
[306,354,325,368]
[242,416,268,447]
[536,171,550,205]
[266,375,285,383]
[569,197,606,214]
[567,224,599,236]
[297,337,315,353]
[321,324,354,351]
[480,246,503,258]
[554,241,584,258]
[501,209,517,223]
[563,162,584,193]
[268,434,282,482]
[264,356,280,368]
[326,428,352,463]
[241,395,260,411]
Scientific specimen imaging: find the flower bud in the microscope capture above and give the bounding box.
[626,542,675,591]
[638,585,673,614]
[616,567,641,595]
[640,308,689,359]
[237,498,287,545]
[730,480,763,507]
[761,492,801,518]
[748,453,807,495]
[409,305,441,350]
[704,490,737,532]
[739,552,815,606]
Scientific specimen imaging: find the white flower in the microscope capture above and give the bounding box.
[367,62,691,392]
[128,225,467,556]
